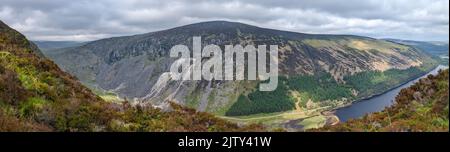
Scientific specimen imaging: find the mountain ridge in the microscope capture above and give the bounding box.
[45,21,436,117]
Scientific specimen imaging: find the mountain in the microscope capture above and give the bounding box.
[385,39,449,57]
[46,21,437,117]
[33,41,86,52]
[316,69,449,132]
[0,20,263,132]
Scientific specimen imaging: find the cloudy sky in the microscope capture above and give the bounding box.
[0,0,448,41]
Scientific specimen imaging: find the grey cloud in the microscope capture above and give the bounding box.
[0,0,448,41]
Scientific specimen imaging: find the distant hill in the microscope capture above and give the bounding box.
[385,39,449,57]
[33,40,86,50]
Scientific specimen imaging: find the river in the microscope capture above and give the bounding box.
[335,65,449,122]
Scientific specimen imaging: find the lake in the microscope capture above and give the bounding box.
[335,65,449,122]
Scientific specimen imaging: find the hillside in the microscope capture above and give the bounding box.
[386,39,448,65]
[33,41,86,52]
[45,21,437,117]
[0,20,264,132]
[385,39,449,57]
[316,69,449,132]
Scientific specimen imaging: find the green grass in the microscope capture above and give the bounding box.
[0,52,57,95]
[19,97,48,117]
[99,94,122,103]
[89,87,123,103]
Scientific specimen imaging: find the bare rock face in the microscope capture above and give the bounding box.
[45,21,432,112]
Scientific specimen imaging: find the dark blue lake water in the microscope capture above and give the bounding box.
[335,65,448,122]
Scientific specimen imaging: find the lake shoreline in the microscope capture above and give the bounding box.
[221,65,446,131]
[328,64,447,123]
[349,66,437,105]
